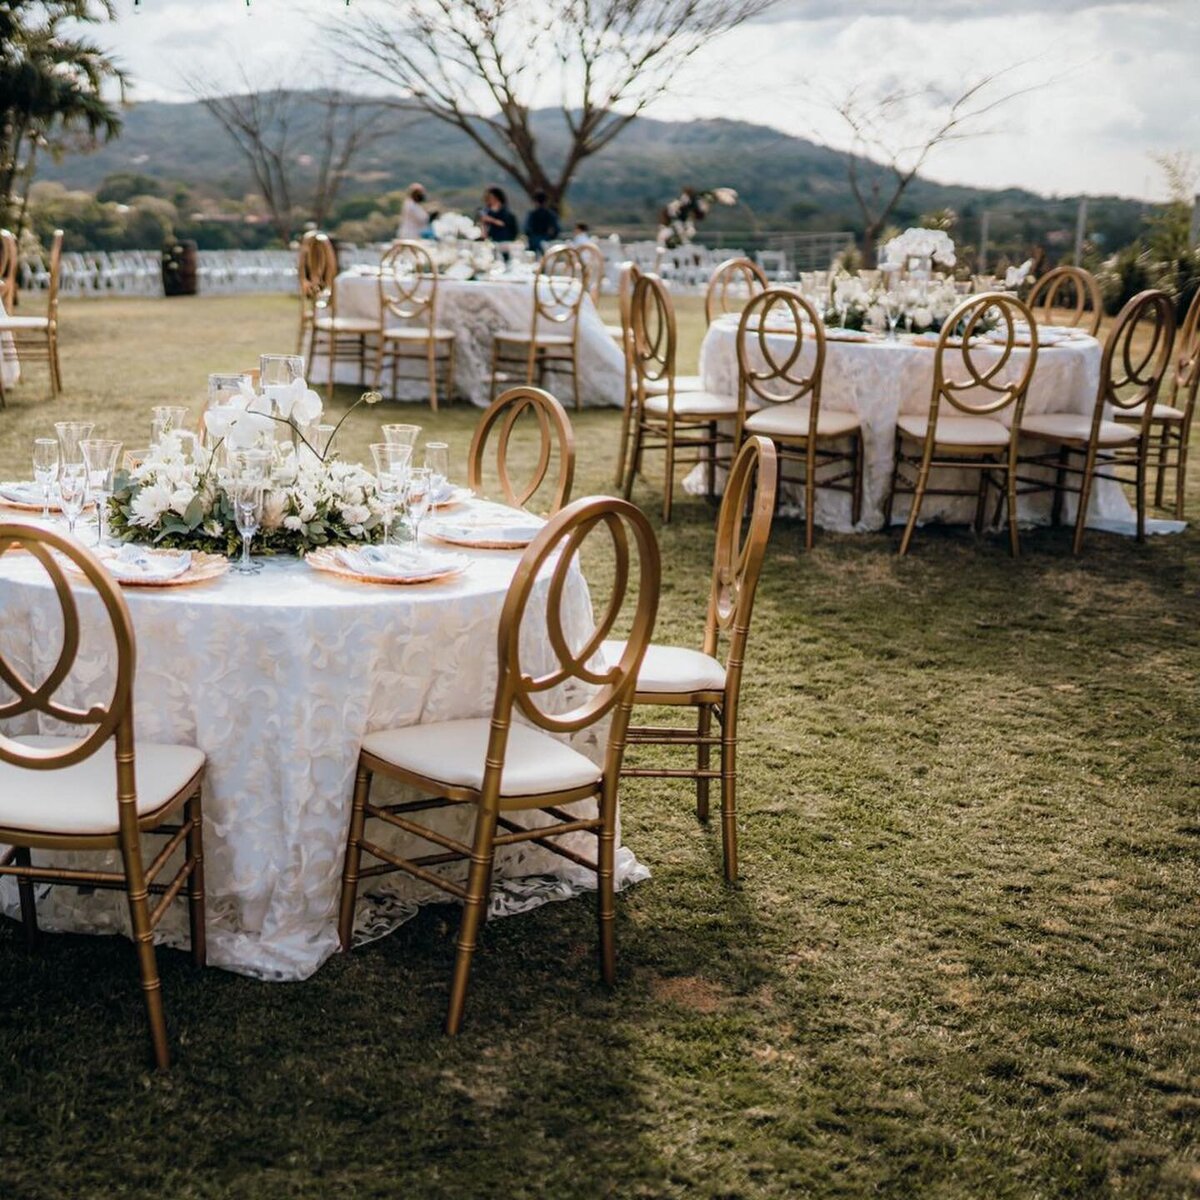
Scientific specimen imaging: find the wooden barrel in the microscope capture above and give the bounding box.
[162,239,198,296]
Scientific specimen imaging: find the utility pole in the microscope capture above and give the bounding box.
[979,210,990,274]
[1191,193,1200,247]
[1073,196,1088,266]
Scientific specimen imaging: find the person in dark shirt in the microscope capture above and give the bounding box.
[479,186,518,244]
[523,190,560,255]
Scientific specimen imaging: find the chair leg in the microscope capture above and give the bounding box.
[1175,431,1189,521]
[1135,443,1147,544]
[973,468,989,534]
[1051,445,1069,527]
[120,849,170,1070]
[720,717,738,884]
[614,393,633,489]
[662,418,676,524]
[338,764,373,952]
[47,333,61,397]
[804,444,817,551]
[597,778,619,987]
[185,791,206,968]
[571,345,581,411]
[851,434,864,527]
[1072,445,1099,555]
[624,419,644,500]
[1154,422,1169,508]
[1006,462,1021,558]
[695,703,712,823]
[898,454,931,556]
[445,808,499,1035]
[446,342,457,406]
[705,422,717,501]
[426,343,439,412]
[14,846,38,949]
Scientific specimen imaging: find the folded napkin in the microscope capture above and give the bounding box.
[429,515,544,544]
[0,482,46,506]
[107,544,192,582]
[334,545,462,579]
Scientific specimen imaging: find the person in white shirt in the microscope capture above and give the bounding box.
[398,183,431,240]
[571,222,596,247]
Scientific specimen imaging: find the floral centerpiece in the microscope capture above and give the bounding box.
[108,384,388,556]
[657,186,738,248]
[431,211,482,242]
[880,227,957,272]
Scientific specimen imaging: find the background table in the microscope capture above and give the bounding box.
[693,319,1134,531]
[309,271,626,409]
[0,300,20,389]
[0,540,645,981]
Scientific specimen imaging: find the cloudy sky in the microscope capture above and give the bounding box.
[97,0,1198,201]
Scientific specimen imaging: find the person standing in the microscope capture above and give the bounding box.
[523,190,560,255]
[479,186,518,244]
[398,183,432,240]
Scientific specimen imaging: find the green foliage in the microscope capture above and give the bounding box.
[95,171,165,204]
[25,180,177,251]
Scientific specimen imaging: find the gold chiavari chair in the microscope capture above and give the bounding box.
[1114,285,1199,519]
[310,235,378,400]
[376,239,456,410]
[624,273,743,522]
[885,292,1039,556]
[1027,265,1103,338]
[573,239,606,306]
[337,495,660,1033]
[612,260,642,487]
[0,228,63,400]
[467,385,575,515]
[1015,289,1176,553]
[296,230,336,359]
[0,525,207,1070]
[490,244,586,409]
[0,228,18,312]
[734,288,863,550]
[609,437,776,882]
[705,256,768,327]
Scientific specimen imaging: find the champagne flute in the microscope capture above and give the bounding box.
[370,442,412,547]
[58,462,86,537]
[32,438,58,521]
[381,423,421,449]
[406,465,431,550]
[55,420,95,468]
[80,439,122,547]
[231,479,263,575]
[424,441,449,504]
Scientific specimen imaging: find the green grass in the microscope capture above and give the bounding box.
[1,295,1198,1200]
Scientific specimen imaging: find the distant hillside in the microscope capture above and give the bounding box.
[36,95,1154,252]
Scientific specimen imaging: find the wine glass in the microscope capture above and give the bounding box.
[381,423,421,449]
[310,424,337,462]
[231,479,263,575]
[424,441,449,503]
[208,372,251,408]
[406,465,432,549]
[370,442,412,547]
[228,447,271,483]
[58,462,87,537]
[80,439,122,546]
[32,438,58,521]
[54,420,95,467]
[259,354,305,389]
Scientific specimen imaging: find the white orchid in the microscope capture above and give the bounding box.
[1005,259,1034,288]
[264,378,324,426]
[882,227,957,269]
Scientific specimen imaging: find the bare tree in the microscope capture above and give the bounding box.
[189,64,388,243]
[827,67,1042,265]
[333,0,777,210]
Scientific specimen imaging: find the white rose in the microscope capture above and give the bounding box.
[169,485,196,517]
[283,514,304,532]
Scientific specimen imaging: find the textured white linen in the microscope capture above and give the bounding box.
[689,322,1136,530]
[0,300,21,389]
[309,274,625,408]
[0,542,646,980]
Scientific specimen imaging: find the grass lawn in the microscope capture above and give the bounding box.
[0,294,1197,1199]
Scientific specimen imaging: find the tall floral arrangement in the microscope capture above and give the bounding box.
[880,227,957,270]
[657,186,738,249]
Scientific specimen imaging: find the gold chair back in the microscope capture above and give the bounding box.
[299,230,336,302]
[0,228,18,311]
[1027,266,1103,337]
[468,385,575,514]
[736,288,826,424]
[573,241,605,304]
[1097,289,1176,434]
[532,244,587,335]
[379,239,438,327]
[617,260,641,344]
[931,292,1039,425]
[494,495,659,751]
[45,229,63,325]
[630,273,678,393]
[1172,285,1200,404]
[703,436,778,670]
[705,257,768,326]
[0,524,134,774]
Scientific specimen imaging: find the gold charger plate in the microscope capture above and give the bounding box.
[424,527,536,551]
[306,547,468,585]
[65,547,230,588]
[0,484,92,514]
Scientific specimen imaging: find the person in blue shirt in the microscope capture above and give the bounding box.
[523,190,560,255]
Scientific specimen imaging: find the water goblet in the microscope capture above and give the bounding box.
[405,465,432,548]
[370,442,412,547]
[32,438,59,521]
[231,479,264,575]
[229,447,271,483]
[424,441,449,503]
[80,438,123,546]
[310,423,337,462]
[381,423,421,449]
[208,372,252,409]
[54,420,95,467]
[259,354,306,389]
[58,462,87,537]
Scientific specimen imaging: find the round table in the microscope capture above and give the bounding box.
[693,318,1134,531]
[0,535,644,981]
[308,271,625,409]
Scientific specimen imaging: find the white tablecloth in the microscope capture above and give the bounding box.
[0,534,645,981]
[0,300,20,389]
[308,272,625,409]
[693,319,1134,531]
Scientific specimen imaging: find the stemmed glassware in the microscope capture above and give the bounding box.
[58,462,87,537]
[883,292,900,341]
[55,420,95,468]
[151,406,189,447]
[80,439,122,546]
[231,478,264,575]
[406,466,432,548]
[370,442,412,547]
[259,354,305,389]
[32,438,58,521]
[424,441,449,503]
[381,423,421,449]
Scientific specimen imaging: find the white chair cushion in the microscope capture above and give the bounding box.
[897,414,1010,448]
[314,316,378,333]
[0,736,205,837]
[645,375,704,395]
[745,404,860,440]
[644,390,748,418]
[382,326,455,341]
[1115,401,1185,423]
[362,718,600,797]
[0,315,50,331]
[603,640,726,694]
[1020,413,1138,447]
[495,330,574,347]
